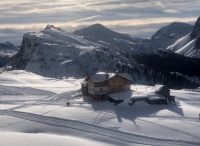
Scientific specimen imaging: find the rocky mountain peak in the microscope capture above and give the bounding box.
[75,23,130,36]
[88,23,107,29]
[44,24,64,32]
[151,22,193,40]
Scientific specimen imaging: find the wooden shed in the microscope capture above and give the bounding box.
[149,84,174,104]
[152,85,170,98]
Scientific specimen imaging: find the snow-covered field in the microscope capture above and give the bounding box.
[0,70,200,145]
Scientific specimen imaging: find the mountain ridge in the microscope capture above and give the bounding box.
[7,22,200,89]
[167,17,200,58]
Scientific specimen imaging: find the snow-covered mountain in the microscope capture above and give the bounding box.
[0,42,19,67]
[167,17,200,58]
[74,22,193,54]
[8,23,200,89]
[74,23,143,53]
[9,25,142,78]
[0,41,19,56]
[129,22,192,54]
[152,22,193,40]
[73,23,139,44]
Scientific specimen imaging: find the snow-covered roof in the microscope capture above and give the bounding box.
[89,74,110,82]
[108,90,133,100]
[89,72,133,82]
[117,73,133,81]
[148,95,166,101]
[130,95,148,99]
[151,84,169,92]
[108,90,167,101]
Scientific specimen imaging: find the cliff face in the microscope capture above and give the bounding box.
[167,16,200,58]
[9,36,38,69]
[191,17,200,51]
[191,17,200,39]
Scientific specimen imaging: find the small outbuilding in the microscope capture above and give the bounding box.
[151,84,170,99]
[149,84,174,104]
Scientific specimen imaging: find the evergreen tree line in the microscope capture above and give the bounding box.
[116,50,200,89]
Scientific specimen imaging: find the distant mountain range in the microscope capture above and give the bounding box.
[2,16,200,88]
[0,42,19,67]
[74,22,193,54]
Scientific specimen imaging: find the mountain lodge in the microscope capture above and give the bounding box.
[82,72,133,100]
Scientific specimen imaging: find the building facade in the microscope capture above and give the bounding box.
[82,72,133,100]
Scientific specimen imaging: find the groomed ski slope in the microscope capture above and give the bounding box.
[0,70,200,145]
[0,110,199,146]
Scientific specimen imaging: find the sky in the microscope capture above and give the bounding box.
[0,0,199,45]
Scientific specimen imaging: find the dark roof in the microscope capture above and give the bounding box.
[117,73,133,81]
[152,84,170,92]
[89,72,133,83]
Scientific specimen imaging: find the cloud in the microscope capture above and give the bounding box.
[163,9,179,14]
[0,17,196,29]
[0,0,199,44]
[69,15,102,23]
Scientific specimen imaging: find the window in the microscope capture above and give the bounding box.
[100,88,103,92]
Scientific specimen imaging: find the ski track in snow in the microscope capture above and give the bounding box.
[137,118,200,141]
[0,85,55,95]
[0,110,199,146]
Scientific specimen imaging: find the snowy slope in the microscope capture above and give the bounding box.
[0,71,200,145]
[167,17,200,58]
[9,25,102,77]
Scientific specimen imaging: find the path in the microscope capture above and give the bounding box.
[0,110,199,146]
